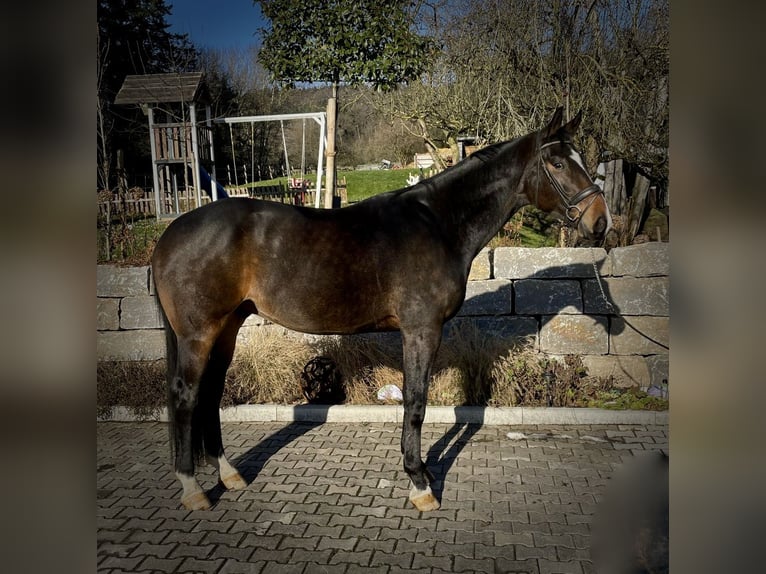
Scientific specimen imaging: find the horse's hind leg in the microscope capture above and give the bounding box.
[171,337,215,511]
[400,325,442,511]
[199,314,247,491]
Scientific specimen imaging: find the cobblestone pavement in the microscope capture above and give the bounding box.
[97,421,668,573]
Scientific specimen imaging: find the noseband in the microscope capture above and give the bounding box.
[539,140,603,225]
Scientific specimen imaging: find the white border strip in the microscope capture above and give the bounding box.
[100,405,667,426]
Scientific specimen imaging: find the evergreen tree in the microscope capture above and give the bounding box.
[97,0,199,190]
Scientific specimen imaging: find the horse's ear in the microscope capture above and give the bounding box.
[543,107,565,138]
[562,110,583,136]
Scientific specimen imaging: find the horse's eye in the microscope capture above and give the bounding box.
[553,161,564,170]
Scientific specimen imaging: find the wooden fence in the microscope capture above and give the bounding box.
[98,183,314,220]
[97,197,160,219]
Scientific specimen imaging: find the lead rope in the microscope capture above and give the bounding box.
[591,248,614,313]
[591,246,669,350]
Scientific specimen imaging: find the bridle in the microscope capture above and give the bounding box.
[539,140,604,225]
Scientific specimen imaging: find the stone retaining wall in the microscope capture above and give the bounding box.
[97,243,669,388]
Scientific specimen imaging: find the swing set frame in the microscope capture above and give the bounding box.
[218,112,327,209]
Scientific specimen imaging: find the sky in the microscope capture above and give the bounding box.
[166,1,266,51]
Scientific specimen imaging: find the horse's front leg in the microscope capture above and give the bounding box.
[400,325,442,511]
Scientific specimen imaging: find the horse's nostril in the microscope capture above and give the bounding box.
[594,216,607,235]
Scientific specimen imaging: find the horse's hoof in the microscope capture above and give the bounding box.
[181,490,211,511]
[221,471,247,491]
[409,485,440,511]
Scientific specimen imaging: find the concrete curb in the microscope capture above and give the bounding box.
[100,404,668,425]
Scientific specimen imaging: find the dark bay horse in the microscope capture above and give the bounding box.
[151,107,611,512]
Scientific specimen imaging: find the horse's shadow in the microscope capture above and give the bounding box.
[206,419,325,505]
[214,258,622,506]
[424,416,485,503]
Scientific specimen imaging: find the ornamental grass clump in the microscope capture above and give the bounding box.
[97,324,667,413]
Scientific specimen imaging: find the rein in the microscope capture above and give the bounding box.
[539,140,603,225]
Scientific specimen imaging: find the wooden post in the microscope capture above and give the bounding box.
[206,104,218,201]
[146,107,162,218]
[189,103,201,209]
[314,114,325,208]
[324,85,337,209]
[625,173,650,242]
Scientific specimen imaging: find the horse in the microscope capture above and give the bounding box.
[151,107,611,512]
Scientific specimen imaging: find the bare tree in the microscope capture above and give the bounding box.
[376,0,668,184]
[96,25,112,193]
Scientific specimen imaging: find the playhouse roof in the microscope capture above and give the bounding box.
[114,72,208,105]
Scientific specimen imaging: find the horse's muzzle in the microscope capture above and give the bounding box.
[578,213,611,243]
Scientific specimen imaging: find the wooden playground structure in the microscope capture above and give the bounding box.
[106,72,328,220]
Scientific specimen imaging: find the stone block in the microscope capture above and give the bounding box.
[514,279,582,314]
[97,265,150,297]
[610,242,669,277]
[583,277,669,316]
[539,315,609,355]
[646,354,669,388]
[97,330,165,361]
[468,248,492,281]
[493,247,610,280]
[580,355,651,388]
[98,298,120,331]
[458,279,512,315]
[610,316,669,355]
[120,296,163,329]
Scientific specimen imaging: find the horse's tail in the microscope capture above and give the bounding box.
[154,273,206,466]
[154,274,181,463]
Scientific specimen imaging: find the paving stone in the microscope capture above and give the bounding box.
[348,565,386,574]
[260,562,305,574]
[538,558,584,574]
[329,549,373,566]
[412,553,453,571]
[99,555,144,570]
[455,555,496,572]
[494,557,541,574]
[515,544,558,560]
[219,559,266,573]
[130,542,175,558]
[356,537,396,553]
[208,545,254,562]
[494,531,535,547]
[137,556,184,572]
[169,544,215,559]
[289,548,334,564]
[317,536,358,551]
[370,549,414,569]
